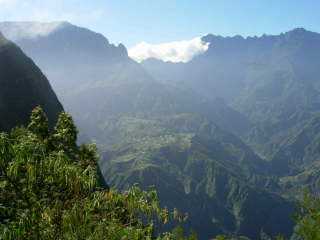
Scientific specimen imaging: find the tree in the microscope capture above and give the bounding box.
[0,107,193,240]
[294,191,320,240]
[51,112,78,154]
[27,106,49,139]
[171,226,197,240]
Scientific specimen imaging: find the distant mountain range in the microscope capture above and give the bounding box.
[140,27,320,208]
[1,22,320,239]
[0,22,252,139]
[142,28,320,160]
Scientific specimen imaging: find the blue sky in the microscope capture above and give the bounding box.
[0,0,319,47]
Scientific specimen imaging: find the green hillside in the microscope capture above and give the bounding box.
[100,114,294,239]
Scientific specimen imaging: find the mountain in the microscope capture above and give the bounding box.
[270,114,320,197]
[142,28,320,160]
[0,21,128,96]
[0,22,301,239]
[280,161,320,199]
[141,27,320,225]
[0,22,251,137]
[0,31,63,131]
[101,114,294,239]
[270,114,320,175]
[143,28,320,102]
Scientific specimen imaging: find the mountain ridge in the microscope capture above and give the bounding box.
[1,22,317,239]
[0,31,63,131]
[141,27,320,157]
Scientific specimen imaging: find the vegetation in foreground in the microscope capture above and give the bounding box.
[294,192,320,240]
[0,107,196,240]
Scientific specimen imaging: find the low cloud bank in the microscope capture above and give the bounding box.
[129,37,209,63]
[0,22,65,41]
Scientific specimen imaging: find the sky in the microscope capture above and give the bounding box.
[0,0,319,62]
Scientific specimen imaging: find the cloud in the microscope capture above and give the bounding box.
[0,0,107,27]
[0,22,66,40]
[128,37,209,63]
[0,0,108,41]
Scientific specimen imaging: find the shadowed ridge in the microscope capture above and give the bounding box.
[0,32,63,131]
[0,31,10,48]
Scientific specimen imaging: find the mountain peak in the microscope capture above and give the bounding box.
[118,43,128,56]
[288,27,307,34]
[282,27,319,40]
[202,28,317,43]
[0,21,128,58]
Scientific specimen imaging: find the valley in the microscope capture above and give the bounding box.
[1,21,320,239]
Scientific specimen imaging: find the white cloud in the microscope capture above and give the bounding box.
[0,0,108,41]
[0,22,65,40]
[128,37,209,63]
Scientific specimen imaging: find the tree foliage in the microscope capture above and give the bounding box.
[0,107,193,240]
[27,106,49,139]
[294,191,320,240]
